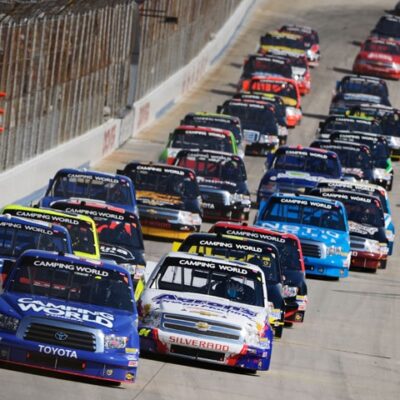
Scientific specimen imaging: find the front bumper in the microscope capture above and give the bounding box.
[139,327,273,371]
[353,64,400,80]
[350,250,386,270]
[202,202,250,222]
[304,255,349,278]
[0,334,138,383]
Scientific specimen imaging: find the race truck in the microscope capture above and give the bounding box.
[232,92,288,144]
[329,92,390,116]
[310,139,374,183]
[258,30,307,59]
[314,179,395,258]
[257,146,342,205]
[238,54,293,91]
[117,162,202,240]
[174,150,251,222]
[180,112,245,158]
[245,76,302,127]
[0,250,140,383]
[159,125,239,165]
[1,205,100,260]
[48,199,146,282]
[173,232,285,337]
[370,14,400,41]
[0,214,72,282]
[39,168,138,215]
[279,24,320,67]
[308,188,389,271]
[216,99,280,155]
[317,115,384,140]
[333,75,389,103]
[353,37,400,80]
[138,252,273,372]
[255,193,351,279]
[209,221,308,324]
[261,49,311,95]
[323,131,393,190]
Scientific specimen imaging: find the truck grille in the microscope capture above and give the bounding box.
[300,241,322,258]
[200,190,227,205]
[24,323,96,352]
[163,314,241,341]
[170,345,225,362]
[350,235,366,250]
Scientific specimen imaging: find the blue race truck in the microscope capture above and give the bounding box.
[0,250,140,384]
[255,193,351,278]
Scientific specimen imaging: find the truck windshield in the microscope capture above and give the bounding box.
[262,198,346,231]
[151,256,265,307]
[50,173,132,207]
[176,156,246,183]
[171,131,233,153]
[10,257,134,312]
[179,238,280,283]
[221,104,278,134]
[273,152,340,177]
[134,168,199,198]
[0,225,69,257]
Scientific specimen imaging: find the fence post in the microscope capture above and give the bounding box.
[0,91,5,133]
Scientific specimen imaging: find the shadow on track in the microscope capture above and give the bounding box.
[0,362,123,388]
[210,88,237,97]
[302,112,328,120]
[141,352,260,376]
[332,67,354,74]
[349,40,362,46]
[229,62,243,69]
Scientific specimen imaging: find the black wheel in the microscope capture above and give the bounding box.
[380,259,387,269]
[274,324,283,338]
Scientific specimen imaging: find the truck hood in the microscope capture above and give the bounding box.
[136,190,184,209]
[141,289,266,328]
[0,292,135,332]
[258,221,347,245]
[198,177,239,193]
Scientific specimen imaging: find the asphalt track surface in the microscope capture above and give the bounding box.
[1,1,400,399]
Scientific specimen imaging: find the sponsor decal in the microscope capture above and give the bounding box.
[262,222,342,240]
[284,149,328,159]
[0,221,54,236]
[64,207,125,221]
[18,298,114,328]
[169,336,229,352]
[13,210,80,226]
[125,347,139,354]
[152,294,258,319]
[66,173,119,184]
[32,260,109,277]
[280,197,334,209]
[38,345,77,358]
[137,164,185,176]
[348,221,378,235]
[224,229,286,243]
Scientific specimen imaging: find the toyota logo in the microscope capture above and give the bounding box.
[54,331,68,341]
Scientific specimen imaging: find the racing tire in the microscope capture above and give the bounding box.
[380,259,387,269]
[274,325,283,338]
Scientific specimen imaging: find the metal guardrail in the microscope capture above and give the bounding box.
[0,0,241,172]
[0,0,139,171]
[135,0,241,99]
